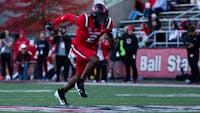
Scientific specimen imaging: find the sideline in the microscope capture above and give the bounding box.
[38,82,200,88]
[115,93,200,97]
[0,105,200,112]
[1,80,200,88]
[0,90,76,93]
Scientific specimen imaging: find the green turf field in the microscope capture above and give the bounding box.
[0,82,200,113]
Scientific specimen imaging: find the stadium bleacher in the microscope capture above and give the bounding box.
[119,3,199,48]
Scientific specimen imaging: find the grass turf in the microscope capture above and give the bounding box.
[0,82,200,113]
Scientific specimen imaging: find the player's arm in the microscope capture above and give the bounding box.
[45,14,77,31]
[52,14,77,25]
[104,18,115,48]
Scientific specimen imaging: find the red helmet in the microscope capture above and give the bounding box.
[91,2,108,27]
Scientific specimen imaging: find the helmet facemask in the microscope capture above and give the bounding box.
[91,3,108,27]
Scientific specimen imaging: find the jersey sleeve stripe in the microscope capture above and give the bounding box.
[106,17,112,29]
[84,13,89,27]
[71,44,86,59]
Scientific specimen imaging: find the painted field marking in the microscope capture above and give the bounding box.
[0,105,200,112]
[3,90,199,98]
[0,90,76,93]
[115,93,200,97]
[36,82,200,88]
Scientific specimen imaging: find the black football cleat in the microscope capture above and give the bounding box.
[75,80,88,98]
[54,89,68,105]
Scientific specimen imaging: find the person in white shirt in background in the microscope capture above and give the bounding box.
[169,21,181,42]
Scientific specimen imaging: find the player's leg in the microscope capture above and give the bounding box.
[54,44,99,105]
[54,57,86,105]
[75,55,99,97]
[80,55,99,81]
[54,73,80,105]
[71,44,99,97]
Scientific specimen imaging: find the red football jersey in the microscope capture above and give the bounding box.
[52,13,114,74]
[52,13,114,48]
[73,13,113,48]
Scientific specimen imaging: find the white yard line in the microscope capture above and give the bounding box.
[86,82,200,88]
[0,90,53,93]
[115,93,200,97]
[0,90,76,93]
[36,82,200,88]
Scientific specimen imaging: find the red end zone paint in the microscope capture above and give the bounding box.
[136,48,200,78]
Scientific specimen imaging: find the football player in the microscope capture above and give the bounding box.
[46,2,115,105]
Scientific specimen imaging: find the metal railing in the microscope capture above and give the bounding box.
[148,30,185,48]
[142,30,200,48]
[113,28,200,48]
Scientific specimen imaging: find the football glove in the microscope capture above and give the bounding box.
[45,22,53,31]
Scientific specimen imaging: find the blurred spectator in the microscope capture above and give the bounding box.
[179,21,187,31]
[0,30,14,80]
[143,2,152,20]
[94,36,111,83]
[140,23,152,38]
[15,44,31,80]
[179,20,191,31]
[13,30,29,75]
[138,23,152,47]
[152,0,167,15]
[35,31,50,80]
[183,25,200,84]
[152,20,162,31]
[53,26,72,82]
[128,0,145,20]
[120,25,138,83]
[179,20,192,38]
[169,21,180,42]
[150,13,162,30]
